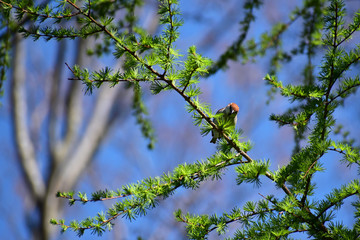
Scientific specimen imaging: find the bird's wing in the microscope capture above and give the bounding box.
[216,106,226,114]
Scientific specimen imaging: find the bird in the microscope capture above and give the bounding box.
[210,102,239,144]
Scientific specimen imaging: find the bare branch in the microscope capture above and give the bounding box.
[11,33,45,201]
[53,39,86,163]
[48,41,67,163]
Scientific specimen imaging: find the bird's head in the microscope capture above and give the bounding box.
[228,103,239,116]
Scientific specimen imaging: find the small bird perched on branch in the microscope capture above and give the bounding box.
[210,102,239,144]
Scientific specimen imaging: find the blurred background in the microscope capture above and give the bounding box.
[1,0,360,239]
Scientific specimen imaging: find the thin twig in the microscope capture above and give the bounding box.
[0,0,81,19]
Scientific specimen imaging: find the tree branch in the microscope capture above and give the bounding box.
[11,33,45,201]
[63,0,294,198]
[48,41,67,166]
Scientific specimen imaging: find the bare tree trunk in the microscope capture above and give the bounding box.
[42,39,123,239]
[9,2,161,239]
[11,33,45,240]
[11,35,124,239]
